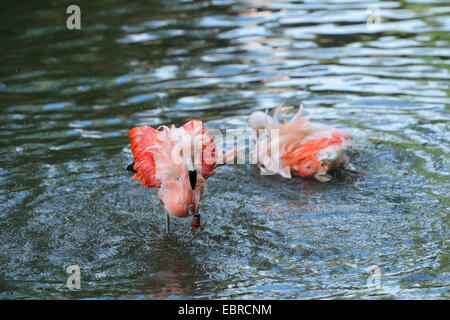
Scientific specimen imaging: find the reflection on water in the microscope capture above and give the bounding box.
[0,0,449,299]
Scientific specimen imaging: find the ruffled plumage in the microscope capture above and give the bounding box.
[129,125,161,189]
[129,120,218,190]
[248,105,353,182]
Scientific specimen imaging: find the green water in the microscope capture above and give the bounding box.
[0,0,448,299]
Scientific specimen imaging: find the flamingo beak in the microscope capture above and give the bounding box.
[188,170,197,190]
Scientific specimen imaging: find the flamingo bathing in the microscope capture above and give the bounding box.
[127,119,236,232]
[248,105,354,182]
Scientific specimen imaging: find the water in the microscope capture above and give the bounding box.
[0,0,448,299]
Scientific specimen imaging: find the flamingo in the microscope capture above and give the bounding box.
[248,105,354,182]
[127,120,236,232]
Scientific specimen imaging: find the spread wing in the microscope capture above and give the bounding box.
[129,126,161,189]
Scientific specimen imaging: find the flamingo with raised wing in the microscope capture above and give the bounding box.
[127,120,236,232]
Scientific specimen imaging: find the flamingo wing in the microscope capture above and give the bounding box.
[129,126,161,189]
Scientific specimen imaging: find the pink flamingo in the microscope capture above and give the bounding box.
[248,105,354,182]
[127,120,236,232]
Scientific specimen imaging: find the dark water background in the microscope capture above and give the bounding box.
[0,0,448,299]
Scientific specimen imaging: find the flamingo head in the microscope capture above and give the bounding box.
[157,168,206,219]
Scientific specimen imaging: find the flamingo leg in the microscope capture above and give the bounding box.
[166,211,170,233]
